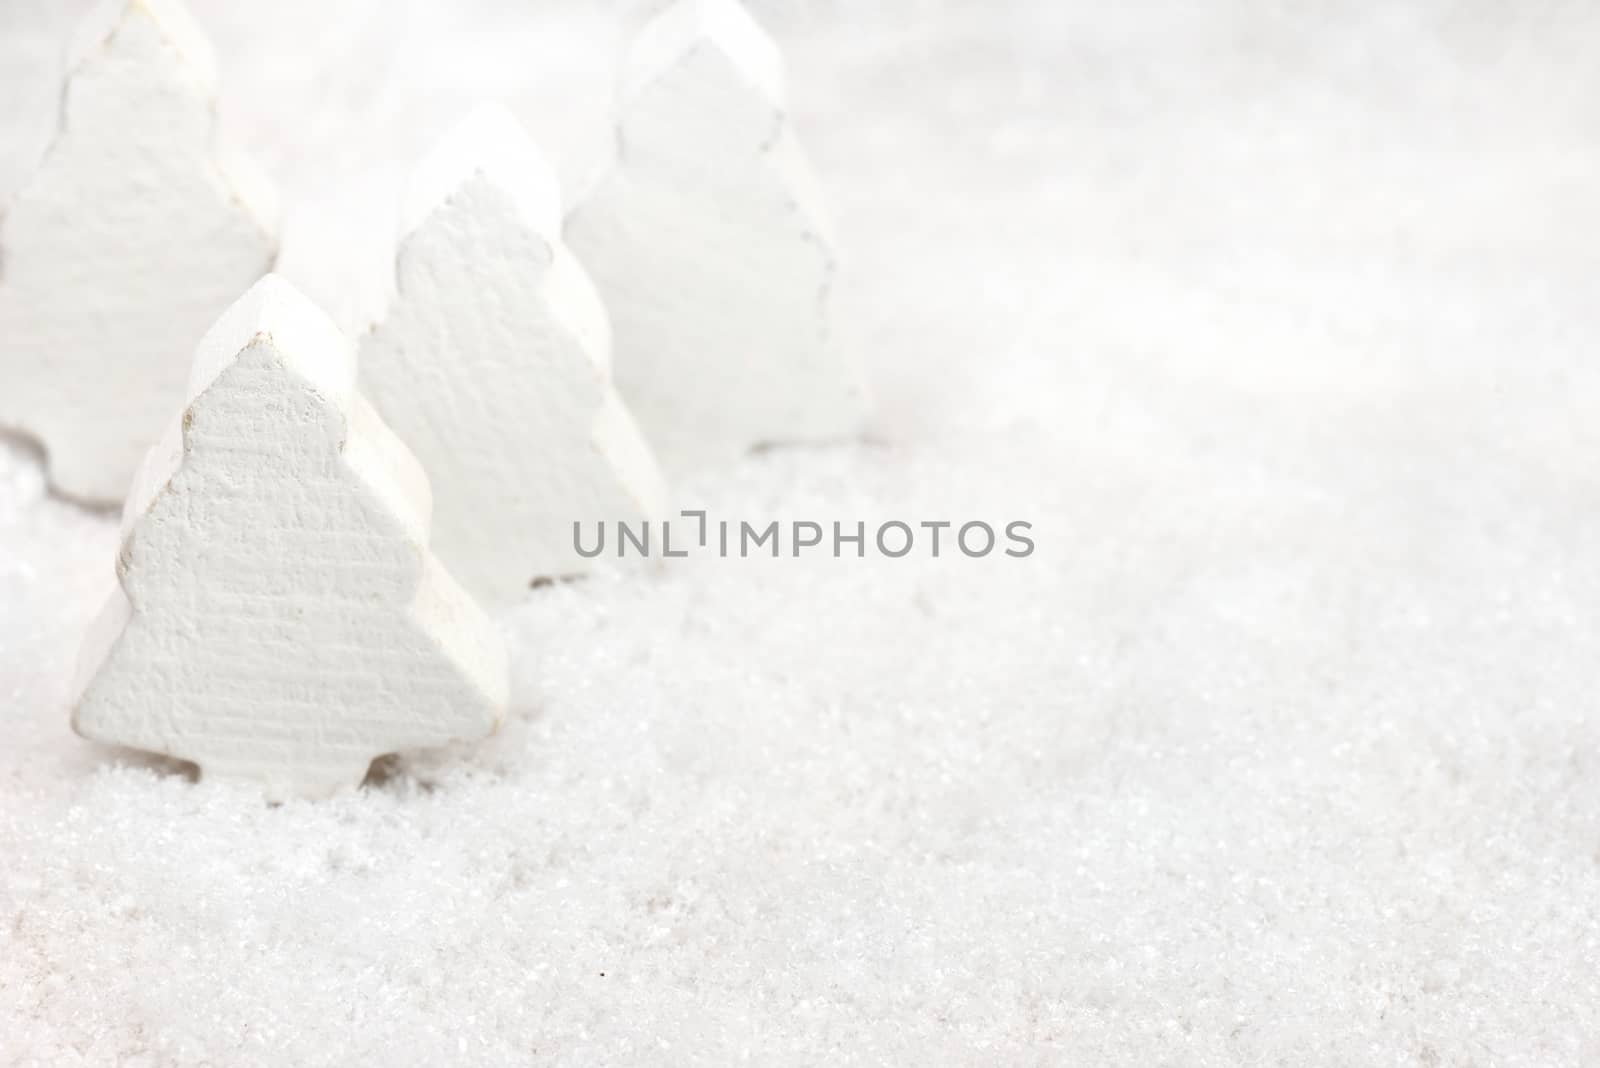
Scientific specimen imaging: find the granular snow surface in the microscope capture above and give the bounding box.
[3,1,1600,1064]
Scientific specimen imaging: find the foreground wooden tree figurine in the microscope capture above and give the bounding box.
[72,275,507,800]
[362,104,667,608]
[0,0,276,503]
[566,0,867,476]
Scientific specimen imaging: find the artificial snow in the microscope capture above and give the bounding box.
[3,0,1600,1063]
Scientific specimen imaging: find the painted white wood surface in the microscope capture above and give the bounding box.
[0,0,277,504]
[566,0,867,476]
[72,274,507,800]
[362,104,667,608]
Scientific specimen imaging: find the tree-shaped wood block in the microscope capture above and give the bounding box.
[566,0,867,476]
[361,104,667,609]
[0,0,276,503]
[72,275,507,800]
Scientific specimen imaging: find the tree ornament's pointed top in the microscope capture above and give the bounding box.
[73,0,217,87]
[622,0,785,112]
[401,102,562,241]
[188,274,354,409]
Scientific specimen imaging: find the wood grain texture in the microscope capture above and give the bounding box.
[72,274,507,799]
[362,104,667,607]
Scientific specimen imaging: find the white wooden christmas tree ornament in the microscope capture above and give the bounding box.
[0,0,276,503]
[72,274,508,801]
[361,103,667,609]
[566,0,867,476]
